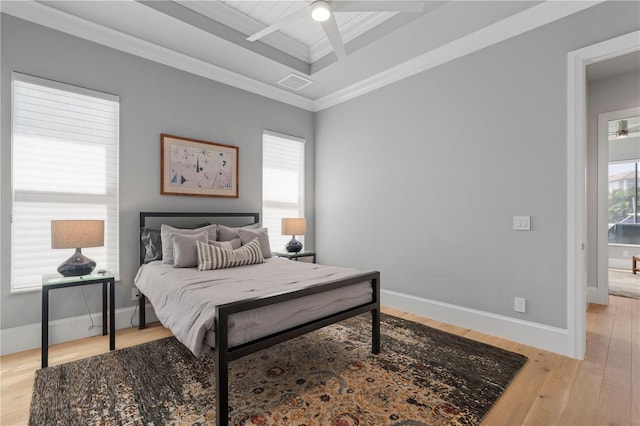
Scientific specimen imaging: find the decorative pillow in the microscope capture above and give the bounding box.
[208,238,242,250]
[161,223,217,265]
[140,227,162,263]
[217,223,260,242]
[197,238,264,271]
[172,231,208,268]
[238,227,272,259]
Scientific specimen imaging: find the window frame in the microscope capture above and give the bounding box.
[262,130,306,252]
[10,72,120,293]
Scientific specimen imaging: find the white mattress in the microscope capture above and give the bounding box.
[134,258,373,356]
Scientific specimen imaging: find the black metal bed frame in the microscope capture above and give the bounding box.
[138,212,381,426]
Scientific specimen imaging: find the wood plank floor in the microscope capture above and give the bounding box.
[1,296,638,425]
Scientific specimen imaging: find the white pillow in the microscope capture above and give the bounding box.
[161,224,217,265]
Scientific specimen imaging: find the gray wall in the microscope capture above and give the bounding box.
[586,70,640,289]
[315,1,640,329]
[0,15,314,329]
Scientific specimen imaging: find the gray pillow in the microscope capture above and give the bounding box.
[238,227,272,259]
[140,227,162,263]
[217,223,260,242]
[171,231,208,268]
[161,223,217,264]
[208,238,242,250]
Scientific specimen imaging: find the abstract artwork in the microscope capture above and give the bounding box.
[161,134,238,198]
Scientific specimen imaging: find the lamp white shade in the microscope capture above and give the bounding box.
[51,220,105,249]
[281,218,306,236]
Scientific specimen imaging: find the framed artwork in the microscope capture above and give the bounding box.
[161,134,239,198]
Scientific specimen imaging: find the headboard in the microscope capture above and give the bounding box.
[139,212,260,266]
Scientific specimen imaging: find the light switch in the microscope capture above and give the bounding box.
[513,216,531,231]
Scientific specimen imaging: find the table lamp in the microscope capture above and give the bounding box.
[281,218,306,253]
[51,220,104,276]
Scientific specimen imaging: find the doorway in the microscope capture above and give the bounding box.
[567,30,640,359]
[598,111,640,300]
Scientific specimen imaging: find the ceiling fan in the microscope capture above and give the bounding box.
[609,119,640,138]
[246,1,425,60]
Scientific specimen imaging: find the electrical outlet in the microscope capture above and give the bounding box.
[132,288,140,301]
[514,297,526,313]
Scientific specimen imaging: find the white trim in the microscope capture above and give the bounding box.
[382,290,569,356]
[12,71,119,101]
[263,129,306,144]
[1,0,314,111]
[313,0,604,111]
[2,0,603,112]
[596,107,640,305]
[177,0,311,63]
[566,30,640,360]
[0,305,159,356]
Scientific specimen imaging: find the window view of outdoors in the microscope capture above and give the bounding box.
[608,115,639,246]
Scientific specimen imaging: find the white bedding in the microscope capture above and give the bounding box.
[134,258,373,356]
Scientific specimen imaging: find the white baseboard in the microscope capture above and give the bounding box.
[0,305,159,356]
[586,285,608,305]
[382,289,570,357]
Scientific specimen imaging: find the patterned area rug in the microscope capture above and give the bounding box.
[30,313,527,425]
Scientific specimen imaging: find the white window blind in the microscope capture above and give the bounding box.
[11,73,119,291]
[262,130,305,252]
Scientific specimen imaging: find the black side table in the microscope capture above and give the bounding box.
[41,271,115,368]
[273,251,317,263]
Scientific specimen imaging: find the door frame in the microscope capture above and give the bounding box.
[566,30,639,359]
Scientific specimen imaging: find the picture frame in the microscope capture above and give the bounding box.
[161,134,239,198]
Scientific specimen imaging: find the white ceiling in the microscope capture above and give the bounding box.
[1,1,610,111]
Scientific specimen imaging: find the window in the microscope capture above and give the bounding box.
[11,73,119,291]
[608,160,639,245]
[262,130,305,252]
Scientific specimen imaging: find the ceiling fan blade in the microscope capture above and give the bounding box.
[247,6,309,42]
[333,1,425,13]
[321,14,347,60]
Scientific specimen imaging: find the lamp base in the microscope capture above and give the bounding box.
[285,236,303,253]
[57,248,97,277]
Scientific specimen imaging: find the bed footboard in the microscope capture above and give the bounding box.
[214,271,380,426]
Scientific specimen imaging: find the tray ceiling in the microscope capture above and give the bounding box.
[1,1,606,111]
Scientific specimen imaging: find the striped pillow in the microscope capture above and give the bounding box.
[197,238,264,271]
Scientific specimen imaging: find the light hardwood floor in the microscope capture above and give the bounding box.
[1,296,638,425]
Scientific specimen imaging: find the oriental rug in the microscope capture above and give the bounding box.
[30,313,527,425]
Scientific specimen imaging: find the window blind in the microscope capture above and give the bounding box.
[262,130,305,252]
[11,73,119,291]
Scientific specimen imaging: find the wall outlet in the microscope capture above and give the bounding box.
[513,216,531,231]
[623,250,630,258]
[132,288,140,301]
[514,297,526,313]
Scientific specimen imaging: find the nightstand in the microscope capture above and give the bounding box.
[273,251,316,263]
[41,271,115,368]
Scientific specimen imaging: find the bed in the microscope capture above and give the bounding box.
[135,212,380,426]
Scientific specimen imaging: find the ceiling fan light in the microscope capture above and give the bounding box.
[617,119,629,138]
[311,1,331,22]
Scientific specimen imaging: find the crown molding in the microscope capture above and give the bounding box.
[313,0,605,111]
[1,0,315,111]
[2,0,605,113]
